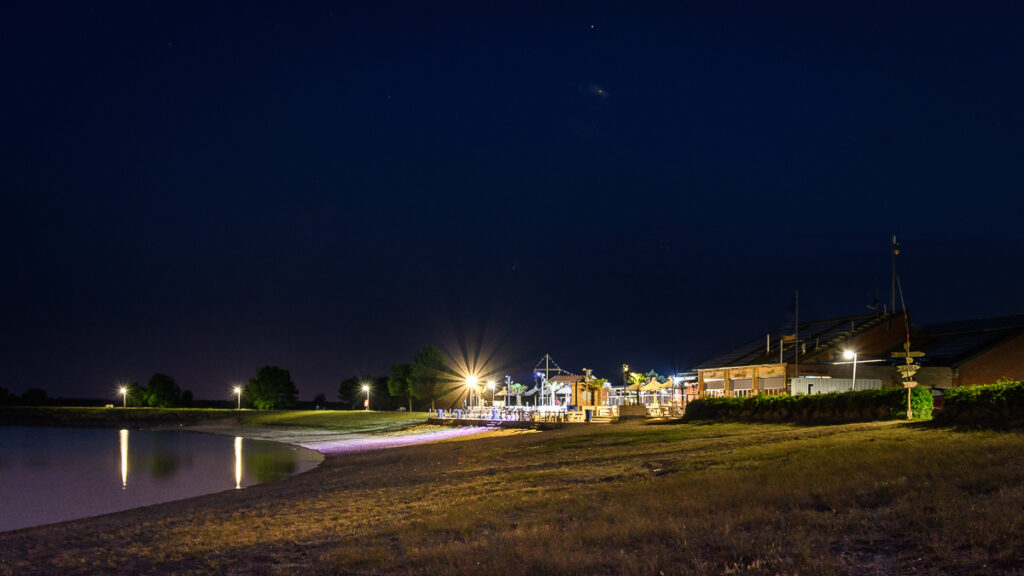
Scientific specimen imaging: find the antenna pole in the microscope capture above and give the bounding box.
[795,291,799,378]
[891,235,899,314]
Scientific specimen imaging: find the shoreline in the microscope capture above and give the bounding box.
[2,421,1020,575]
[0,420,501,536]
[183,421,502,455]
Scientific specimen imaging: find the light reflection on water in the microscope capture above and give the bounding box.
[120,428,128,488]
[0,427,323,532]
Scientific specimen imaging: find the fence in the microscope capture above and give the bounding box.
[789,377,882,395]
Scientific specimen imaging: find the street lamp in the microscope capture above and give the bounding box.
[536,371,545,406]
[233,386,242,410]
[487,380,495,405]
[843,350,858,391]
[119,386,127,408]
[466,376,478,407]
[362,384,370,411]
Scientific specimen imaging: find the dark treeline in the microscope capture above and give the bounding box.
[2,345,459,411]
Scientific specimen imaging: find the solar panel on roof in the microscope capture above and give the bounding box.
[924,332,1004,362]
[921,315,1024,336]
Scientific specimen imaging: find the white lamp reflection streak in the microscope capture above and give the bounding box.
[119,429,129,489]
[234,436,243,489]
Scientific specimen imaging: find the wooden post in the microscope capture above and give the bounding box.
[904,381,917,419]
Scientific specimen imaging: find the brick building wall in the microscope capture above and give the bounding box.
[914,366,954,388]
[957,333,1024,386]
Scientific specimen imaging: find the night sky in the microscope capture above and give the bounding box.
[3,2,1023,402]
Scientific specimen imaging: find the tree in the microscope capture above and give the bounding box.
[509,382,527,406]
[21,388,49,406]
[586,377,608,405]
[0,386,16,405]
[629,372,645,405]
[124,381,145,407]
[247,366,299,410]
[411,346,452,410]
[644,370,667,384]
[180,390,194,407]
[313,393,327,407]
[387,364,416,412]
[144,373,181,407]
[338,375,371,409]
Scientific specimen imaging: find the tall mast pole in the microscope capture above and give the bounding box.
[794,290,799,378]
[891,235,899,327]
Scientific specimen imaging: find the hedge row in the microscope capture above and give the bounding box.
[683,386,933,424]
[934,379,1024,428]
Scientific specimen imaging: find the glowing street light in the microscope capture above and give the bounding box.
[466,375,478,407]
[535,371,547,407]
[487,380,495,405]
[843,350,858,391]
[119,386,128,408]
[362,384,370,411]
[233,386,242,410]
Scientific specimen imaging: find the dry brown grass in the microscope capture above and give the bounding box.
[1,421,1023,575]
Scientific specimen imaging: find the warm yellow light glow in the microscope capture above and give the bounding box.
[233,386,242,394]
[843,350,856,360]
[466,375,478,387]
[119,429,129,489]
[362,384,370,392]
[234,436,243,490]
[487,380,495,389]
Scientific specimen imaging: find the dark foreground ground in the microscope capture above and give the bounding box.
[1,419,1023,575]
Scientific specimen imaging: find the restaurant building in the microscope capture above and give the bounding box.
[695,312,908,397]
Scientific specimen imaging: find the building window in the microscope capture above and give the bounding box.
[734,389,751,398]
[705,389,725,398]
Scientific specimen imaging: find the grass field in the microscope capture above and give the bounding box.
[1,419,1023,575]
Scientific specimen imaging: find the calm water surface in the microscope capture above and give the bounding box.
[0,427,323,532]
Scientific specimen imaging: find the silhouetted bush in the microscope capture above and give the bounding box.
[684,386,932,424]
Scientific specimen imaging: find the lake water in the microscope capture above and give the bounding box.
[0,427,323,532]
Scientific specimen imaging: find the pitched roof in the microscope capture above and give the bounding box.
[886,315,1024,367]
[695,312,896,370]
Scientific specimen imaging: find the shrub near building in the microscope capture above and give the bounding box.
[684,386,933,424]
[935,379,1024,428]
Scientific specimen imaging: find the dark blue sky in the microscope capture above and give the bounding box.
[3,1,1023,401]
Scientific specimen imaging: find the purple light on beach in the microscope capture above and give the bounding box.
[301,427,488,456]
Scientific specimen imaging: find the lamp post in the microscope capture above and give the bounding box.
[488,380,495,405]
[843,350,858,391]
[233,386,242,410]
[535,371,544,406]
[466,376,478,407]
[119,386,127,408]
[362,384,370,411]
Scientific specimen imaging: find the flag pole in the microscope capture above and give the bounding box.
[890,235,899,330]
